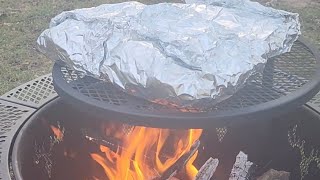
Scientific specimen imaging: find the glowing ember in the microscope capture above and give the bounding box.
[90,122,202,180]
[50,125,64,141]
[151,99,200,113]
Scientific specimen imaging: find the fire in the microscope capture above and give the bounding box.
[90,122,202,180]
[50,125,64,141]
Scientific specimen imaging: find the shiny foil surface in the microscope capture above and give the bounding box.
[38,0,300,103]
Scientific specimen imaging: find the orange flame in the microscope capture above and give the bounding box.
[91,122,202,180]
[50,125,64,141]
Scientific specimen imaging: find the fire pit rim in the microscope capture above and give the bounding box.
[10,100,57,180]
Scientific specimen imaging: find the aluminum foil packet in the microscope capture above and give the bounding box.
[37,0,300,104]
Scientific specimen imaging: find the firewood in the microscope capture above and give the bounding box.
[195,157,219,180]
[83,130,120,152]
[257,169,290,180]
[229,151,253,180]
[168,177,180,180]
[158,140,201,180]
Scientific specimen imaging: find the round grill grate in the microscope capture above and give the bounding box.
[52,38,320,128]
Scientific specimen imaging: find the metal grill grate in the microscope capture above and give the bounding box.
[58,69,194,112]
[0,74,55,180]
[1,74,57,108]
[57,40,317,110]
[0,103,29,135]
[0,71,318,179]
[210,41,317,111]
[0,100,34,180]
[52,38,320,128]
[308,92,320,111]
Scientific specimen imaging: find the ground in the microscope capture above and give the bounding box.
[0,0,319,95]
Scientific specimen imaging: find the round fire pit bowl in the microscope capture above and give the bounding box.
[0,72,319,180]
[52,38,320,128]
[11,98,320,180]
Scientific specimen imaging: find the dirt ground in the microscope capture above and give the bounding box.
[0,0,319,95]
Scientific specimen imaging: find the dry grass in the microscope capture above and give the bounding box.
[0,0,319,95]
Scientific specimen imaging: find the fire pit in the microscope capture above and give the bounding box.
[0,38,319,180]
[9,98,320,180]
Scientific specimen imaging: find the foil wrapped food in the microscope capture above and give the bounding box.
[37,0,300,103]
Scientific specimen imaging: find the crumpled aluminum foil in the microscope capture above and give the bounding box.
[37,0,300,103]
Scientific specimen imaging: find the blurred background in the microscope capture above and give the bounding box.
[0,0,319,95]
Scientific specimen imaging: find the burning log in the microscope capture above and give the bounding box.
[50,122,65,143]
[229,151,254,180]
[195,157,219,180]
[158,140,200,180]
[84,126,202,179]
[83,130,120,153]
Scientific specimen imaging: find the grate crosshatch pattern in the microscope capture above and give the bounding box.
[0,39,319,179]
[1,74,57,108]
[0,103,30,135]
[309,92,320,111]
[0,100,34,180]
[0,72,318,179]
[53,39,320,115]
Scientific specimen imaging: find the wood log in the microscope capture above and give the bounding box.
[195,157,219,180]
[158,140,200,180]
[229,151,253,180]
[257,169,290,180]
[84,132,120,152]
